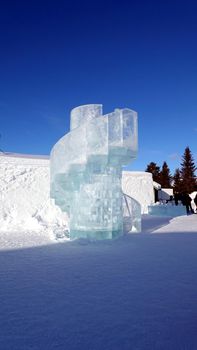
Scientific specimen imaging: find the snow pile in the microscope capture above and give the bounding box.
[0,154,69,241]
[122,171,155,213]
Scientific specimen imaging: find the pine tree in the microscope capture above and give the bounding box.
[145,162,161,183]
[180,147,196,193]
[159,161,172,188]
[173,168,182,193]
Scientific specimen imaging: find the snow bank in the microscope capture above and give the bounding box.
[0,154,69,240]
[122,171,155,213]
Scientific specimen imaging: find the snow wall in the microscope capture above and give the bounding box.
[0,154,69,235]
[0,155,154,234]
[122,171,155,214]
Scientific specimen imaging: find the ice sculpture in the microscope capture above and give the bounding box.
[123,194,141,233]
[50,104,138,239]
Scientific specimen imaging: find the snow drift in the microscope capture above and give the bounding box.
[0,154,69,238]
[122,171,155,213]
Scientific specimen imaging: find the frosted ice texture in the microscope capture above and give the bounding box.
[148,204,186,217]
[123,194,141,233]
[50,104,138,239]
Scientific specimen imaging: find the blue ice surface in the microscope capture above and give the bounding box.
[1,232,197,349]
[148,204,186,217]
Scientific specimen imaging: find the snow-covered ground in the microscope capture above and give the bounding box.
[1,153,197,349]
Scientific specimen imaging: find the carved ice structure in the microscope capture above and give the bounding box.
[50,104,139,239]
[148,204,186,217]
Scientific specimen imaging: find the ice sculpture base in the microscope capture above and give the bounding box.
[70,229,123,240]
[148,204,186,217]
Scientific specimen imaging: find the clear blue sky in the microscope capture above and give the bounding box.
[0,0,197,174]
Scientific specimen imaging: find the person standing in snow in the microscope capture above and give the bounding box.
[174,192,179,206]
[181,192,193,215]
[194,194,197,213]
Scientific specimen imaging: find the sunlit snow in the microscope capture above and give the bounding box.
[0,153,197,349]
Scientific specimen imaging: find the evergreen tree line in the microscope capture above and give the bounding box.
[145,147,197,193]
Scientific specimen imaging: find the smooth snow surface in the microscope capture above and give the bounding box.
[1,221,197,349]
[1,153,197,349]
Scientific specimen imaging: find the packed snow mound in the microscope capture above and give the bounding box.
[122,171,155,213]
[0,154,69,239]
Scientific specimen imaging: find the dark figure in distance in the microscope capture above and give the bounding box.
[194,194,197,213]
[174,192,179,206]
[181,192,193,214]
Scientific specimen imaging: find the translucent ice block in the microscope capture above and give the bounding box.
[148,204,186,217]
[50,104,139,239]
